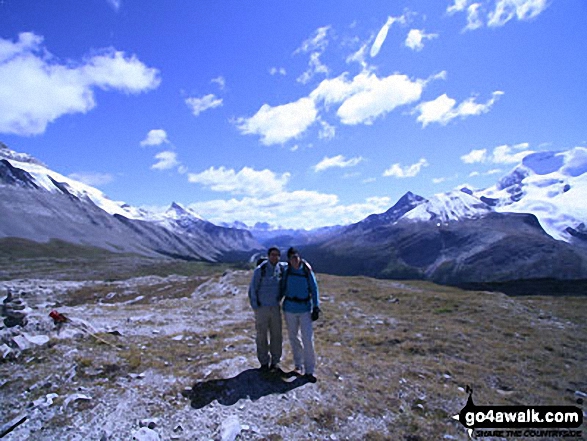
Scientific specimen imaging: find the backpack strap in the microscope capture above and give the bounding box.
[260,260,284,278]
[283,260,314,303]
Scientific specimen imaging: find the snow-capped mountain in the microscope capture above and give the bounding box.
[346,191,426,232]
[474,148,587,242]
[401,190,492,223]
[0,143,262,261]
[301,147,587,284]
[353,147,587,246]
[0,142,149,220]
[3,141,587,284]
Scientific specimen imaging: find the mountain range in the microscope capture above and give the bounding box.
[2,141,587,286]
[302,147,587,286]
[0,143,261,262]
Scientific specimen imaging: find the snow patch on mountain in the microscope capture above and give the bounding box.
[146,202,206,231]
[402,190,492,223]
[0,142,47,167]
[476,147,587,241]
[1,145,146,220]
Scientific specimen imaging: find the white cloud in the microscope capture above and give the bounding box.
[295,26,331,54]
[447,0,470,14]
[465,3,484,31]
[151,151,180,170]
[294,26,332,85]
[239,56,441,143]
[187,166,290,197]
[491,143,534,163]
[236,97,318,145]
[488,0,549,27]
[318,120,336,140]
[383,158,429,178]
[462,143,534,166]
[211,76,225,90]
[185,94,223,117]
[450,0,548,30]
[405,29,438,52]
[297,52,330,84]
[269,67,287,76]
[415,91,503,127]
[313,155,364,172]
[346,42,369,68]
[140,129,169,147]
[187,191,392,230]
[312,71,425,125]
[311,73,356,106]
[0,32,160,136]
[106,0,121,12]
[469,168,502,177]
[239,69,431,145]
[68,172,114,187]
[81,51,161,93]
[337,73,425,125]
[461,148,488,164]
[370,16,401,58]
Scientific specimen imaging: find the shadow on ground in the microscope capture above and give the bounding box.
[182,369,311,410]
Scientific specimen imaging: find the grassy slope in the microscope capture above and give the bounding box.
[0,251,585,439]
[0,238,236,281]
[309,275,586,439]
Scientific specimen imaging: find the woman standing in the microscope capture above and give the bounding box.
[281,247,320,382]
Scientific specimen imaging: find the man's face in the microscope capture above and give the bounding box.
[268,250,280,265]
[288,252,301,268]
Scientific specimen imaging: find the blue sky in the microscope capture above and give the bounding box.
[1,0,586,229]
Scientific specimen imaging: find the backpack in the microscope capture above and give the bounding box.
[282,259,314,302]
[256,257,285,279]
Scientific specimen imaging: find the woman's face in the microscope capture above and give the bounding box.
[288,253,301,268]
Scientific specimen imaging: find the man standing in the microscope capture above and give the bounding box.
[282,247,320,383]
[249,247,286,372]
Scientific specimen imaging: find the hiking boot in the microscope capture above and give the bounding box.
[304,373,317,383]
[259,364,270,372]
[269,363,282,373]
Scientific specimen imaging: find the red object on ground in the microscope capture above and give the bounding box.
[49,310,68,324]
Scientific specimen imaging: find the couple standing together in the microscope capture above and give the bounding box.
[248,246,320,383]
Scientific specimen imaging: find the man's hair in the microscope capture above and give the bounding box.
[287,247,299,258]
[267,246,281,257]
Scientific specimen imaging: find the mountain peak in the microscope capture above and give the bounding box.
[169,201,187,213]
[351,191,426,229]
[403,190,492,223]
[0,142,47,167]
[166,202,203,221]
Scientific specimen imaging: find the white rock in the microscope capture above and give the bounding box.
[63,393,92,409]
[33,393,59,408]
[11,335,31,351]
[132,427,161,441]
[1,343,14,359]
[22,332,50,346]
[220,415,241,441]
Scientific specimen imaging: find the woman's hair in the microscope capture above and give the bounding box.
[287,247,300,258]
